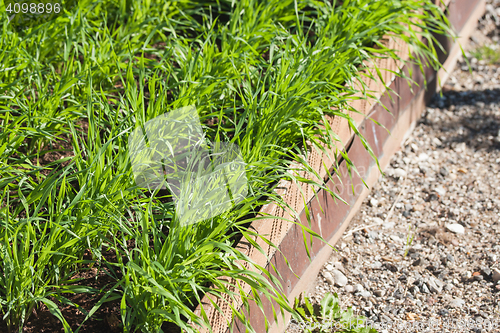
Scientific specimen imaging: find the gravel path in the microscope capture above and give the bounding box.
[288,2,500,332]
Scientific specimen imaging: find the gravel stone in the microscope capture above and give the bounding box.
[330,269,348,287]
[445,223,465,234]
[493,268,500,283]
[449,298,466,308]
[344,285,354,293]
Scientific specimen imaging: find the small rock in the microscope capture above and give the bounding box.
[444,284,453,291]
[380,314,391,322]
[439,166,449,177]
[325,264,334,271]
[323,271,334,285]
[492,268,500,283]
[453,142,466,153]
[445,223,465,234]
[354,284,364,293]
[434,186,446,196]
[372,261,382,269]
[356,290,371,299]
[374,290,385,297]
[412,258,425,266]
[369,198,379,207]
[393,289,404,299]
[383,262,398,272]
[344,285,354,293]
[368,231,378,239]
[390,235,402,243]
[421,283,430,294]
[449,298,465,308]
[331,269,348,287]
[427,277,444,293]
[418,153,429,161]
[432,138,442,146]
[333,261,344,272]
[481,266,491,277]
[393,168,407,178]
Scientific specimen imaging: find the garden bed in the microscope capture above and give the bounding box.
[0,0,470,332]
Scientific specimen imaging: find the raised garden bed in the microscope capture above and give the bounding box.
[195,0,486,332]
[0,0,482,332]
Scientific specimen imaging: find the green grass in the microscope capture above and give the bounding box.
[470,44,500,65]
[0,0,452,332]
[292,292,375,333]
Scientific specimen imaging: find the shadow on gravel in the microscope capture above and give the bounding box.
[423,88,500,152]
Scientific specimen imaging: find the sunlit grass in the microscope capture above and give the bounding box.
[470,44,500,65]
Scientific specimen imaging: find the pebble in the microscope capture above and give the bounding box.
[374,290,385,297]
[344,285,354,293]
[330,269,348,287]
[333,261,344,271]
[369,198,379,207]
[493,268,500,283]
[421,283,430,294]
[323,271,334,285]
[434,186,446,196]
[356,290,371,299]
[439,166,449,177]
[389,234,402,243]
[481,266,491,277]
[449,298,466,308]
[427,277,444,294]
[412,258,425,266]
[418,153,429,161]
[432,137,442,146]
[393,168,407,178]
[445,223,465,234]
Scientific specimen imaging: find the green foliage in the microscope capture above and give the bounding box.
[470,44,500,65]
[292,292,377,333]
[0,0,452,332]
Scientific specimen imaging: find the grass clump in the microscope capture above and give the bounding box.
[0,0,452,332]
[291,292,376,333]
[470,44,500,65]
